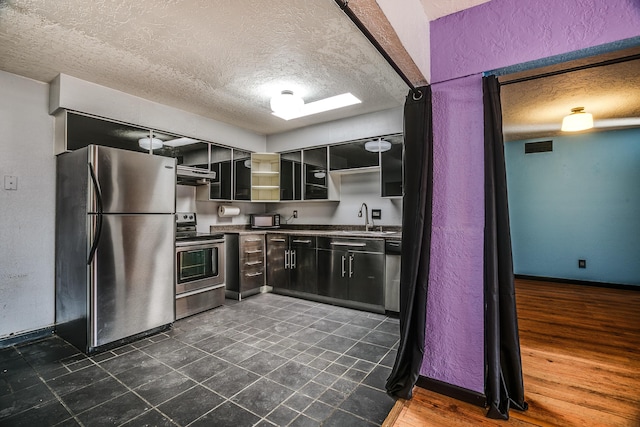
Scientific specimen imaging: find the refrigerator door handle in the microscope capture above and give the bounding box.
[87,162,104,265]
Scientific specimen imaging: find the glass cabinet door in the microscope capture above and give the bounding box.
[280,151,302,201]
[66,112,151,154]
[209,145,232,200]
[329,140,379,171]
[152,133,210,171]
[303,147,328,200]
[380,135,403,197]
[233,149,252,201]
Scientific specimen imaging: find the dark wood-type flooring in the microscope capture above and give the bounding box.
[386,278,640,426]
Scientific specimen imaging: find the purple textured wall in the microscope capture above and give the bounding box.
[431,0,640,83]
[423,0,640,393]
[424,74,485,392]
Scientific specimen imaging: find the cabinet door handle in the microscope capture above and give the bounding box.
[341,255,346,277]
[349,254,354,278]
[245,249,263,254]
[245,260,262,266]
[270,238,286,242]
[246,271,263,277]
[284,249,290,269]
[245,238,263,242]
[330,242,366,247]
[291,250,296,269]
[292,239,312,244]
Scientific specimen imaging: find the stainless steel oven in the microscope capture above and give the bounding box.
[175,213,226,319]
[176,240,225,294]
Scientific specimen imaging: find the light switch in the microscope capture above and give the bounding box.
[4,175,17,190]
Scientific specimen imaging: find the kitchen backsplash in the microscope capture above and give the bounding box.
[177,170,402,233]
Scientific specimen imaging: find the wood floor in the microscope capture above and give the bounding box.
[386,279,640,426]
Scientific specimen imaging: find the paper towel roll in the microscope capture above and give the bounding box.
[218,205,240,217]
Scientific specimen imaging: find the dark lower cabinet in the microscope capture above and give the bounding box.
[268,234,385,312]
[266,235,317,294]
[348,251,384,306]
[317,237,385,310]
[290,238,317,294]
[317,248,349,300]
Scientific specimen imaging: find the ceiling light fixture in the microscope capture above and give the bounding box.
[138,137,163,150]
[270,90,304,116]
[561,107,594,132]
[313,170,326,179]
[272,93,361,121]
[364,138,392,153]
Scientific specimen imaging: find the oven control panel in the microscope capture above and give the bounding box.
[176,212,196,227]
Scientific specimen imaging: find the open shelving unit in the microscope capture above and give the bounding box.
[250,153,280,201]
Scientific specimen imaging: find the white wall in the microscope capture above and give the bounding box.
[176,185,266,231]
[51,74,266,152]
[272,171,402,226]
[0,71,56,338]
[266,107,403,152]
[377,0,431,83]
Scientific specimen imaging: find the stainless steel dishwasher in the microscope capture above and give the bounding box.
[385,239,401,313]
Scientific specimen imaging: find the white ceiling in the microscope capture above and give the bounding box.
[0,0,483,136]
[420,0,490,20]
[500,48,640,142]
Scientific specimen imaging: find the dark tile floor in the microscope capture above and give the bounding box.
[0,293,399,426]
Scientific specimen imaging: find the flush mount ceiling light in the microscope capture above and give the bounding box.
[138,137,163,150]
[561,107,594,132]
[272,92,361,121]
[364,138,392,153]
[313,170,326,179]
[270,90,304,116]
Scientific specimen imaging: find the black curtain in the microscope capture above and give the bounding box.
[483,75,528,419]
[386,86,433,400]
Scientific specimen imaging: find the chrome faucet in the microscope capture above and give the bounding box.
[358,203,370,231]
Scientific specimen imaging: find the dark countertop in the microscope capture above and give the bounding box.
[210,224,402,239]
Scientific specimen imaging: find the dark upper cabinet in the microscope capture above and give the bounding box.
[65,112,150,154]
[208,145,232,200]
[153,135,209,171]
[303,147,328,200]
[280,151,302,201]
[380,136,403,198]
[233,149,252,201]
[329,140,379,171]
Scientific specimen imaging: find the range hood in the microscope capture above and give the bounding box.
[176,165,216,186]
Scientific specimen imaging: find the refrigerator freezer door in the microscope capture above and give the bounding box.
[90,145,176,214]
[91,214,174,347]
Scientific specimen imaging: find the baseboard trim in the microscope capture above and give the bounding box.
[0,326,55,349]
[415,376,486,408]
[516,275,639,291]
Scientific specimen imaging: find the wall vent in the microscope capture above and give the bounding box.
[525,140,553,154]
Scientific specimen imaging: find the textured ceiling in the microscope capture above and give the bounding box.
[420,0,491,20]
[0,0,413,135]
[501,50,640,142]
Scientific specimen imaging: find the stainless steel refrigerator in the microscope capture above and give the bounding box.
[56,145,176,353]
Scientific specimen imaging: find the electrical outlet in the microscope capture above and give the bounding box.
[371,209,382,220]
[578,259,586,269]
[293,210,298,218]
[4,175,17,190]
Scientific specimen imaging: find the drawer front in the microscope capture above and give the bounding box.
[240,235,264,249]
[240,235,264,261]
[317,237,384,253]
[240,264,264,290]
